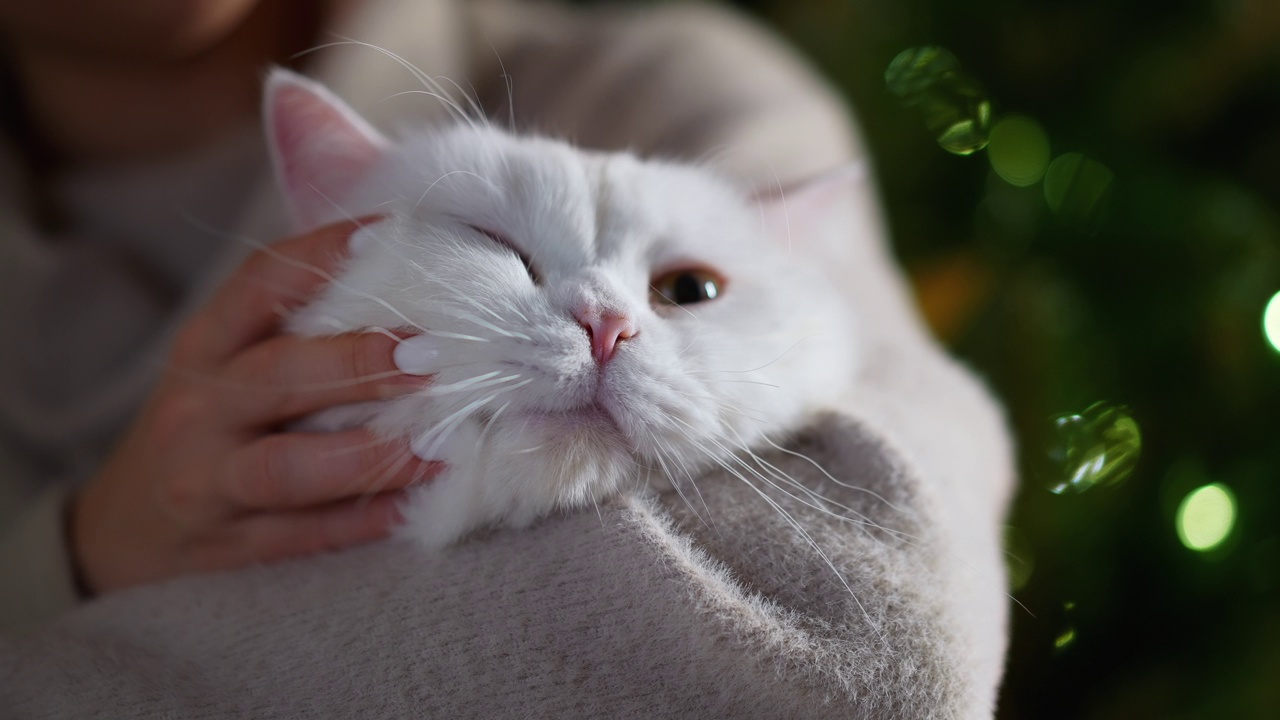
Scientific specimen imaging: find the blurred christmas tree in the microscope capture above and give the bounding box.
[729,0,1280,717]
[586,0,1280,716]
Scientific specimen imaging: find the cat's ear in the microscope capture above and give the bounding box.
[264,67,389,230]
[755,163,869,254]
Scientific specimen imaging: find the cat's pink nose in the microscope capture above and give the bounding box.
[576,310,637,365]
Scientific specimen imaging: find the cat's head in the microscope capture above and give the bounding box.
[264,68,861,494]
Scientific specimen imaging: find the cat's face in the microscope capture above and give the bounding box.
[268,70,859,519]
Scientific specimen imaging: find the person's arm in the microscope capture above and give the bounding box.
[465,0,859,186]
[0,137,83,630]
[0,220,437,634]
[0,486,81,631]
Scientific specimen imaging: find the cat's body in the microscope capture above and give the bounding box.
[267,70,861,546]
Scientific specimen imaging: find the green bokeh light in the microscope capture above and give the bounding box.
[885,46,962,99]
[1043,152,1114,229]
[1263,291,1280,353]
[987,115,1050,187]
[885,46,992,155]
[1042,402,1142,495]
[1054,628,1076,651]
[1176,483,1237,552]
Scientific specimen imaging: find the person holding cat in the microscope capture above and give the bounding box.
[0,0,855,627]
[1,1,1018,717]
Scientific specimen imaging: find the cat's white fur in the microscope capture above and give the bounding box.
[265,69,861,547]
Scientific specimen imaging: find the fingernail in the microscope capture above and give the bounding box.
[394,335,439,375]
[349,225,378,254]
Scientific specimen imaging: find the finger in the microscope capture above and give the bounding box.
[235,491,407,563]
[222,429,440,510]
[222,332,425,426]
[184,217,379,364]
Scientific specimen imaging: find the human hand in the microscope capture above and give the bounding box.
[70,219,435,595]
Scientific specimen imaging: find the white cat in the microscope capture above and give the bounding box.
[265,68,863,547]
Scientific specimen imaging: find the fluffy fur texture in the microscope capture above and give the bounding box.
[266,69,864,547]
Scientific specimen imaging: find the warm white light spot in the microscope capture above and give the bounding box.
[1176,483,1236,552]
[1263,291,1280,353]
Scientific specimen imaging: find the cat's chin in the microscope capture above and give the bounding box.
[395,408,638,548]
[518,405,627,445]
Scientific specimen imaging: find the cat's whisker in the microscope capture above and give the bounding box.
[690,428,882,534]
[427,372,526,396]
[188,221,433,336]
[299,39,477,126]
[412,169,499,213]
[688,142,742,172]
[686,333,827,376]
[756,448,1033,618]
[754,458,918,542]
[469,399,508,478]
[696,378,781,389]
[732,430,1029,616]
[286,419,424,501]
[759,435,913,516]
[483,36,517,130]
[354,445,418,501]
[409,294,519,335]
[648,285,703,326]
[411,375,532,459]
[488,400,513,426]
[429,369,502,388]
[660,386,769,426]
[167,366,418,395]
[689,143,792,253]
[648,433,703,515]
[412,394,496,459]
[505,303,531,324]
[303,181,361,226]
[747,425,1029,609]
[454,292,518,326]
[724,426,922,544]
[445,309,531,342]
[686,436,885,641]
[586,483,605,528]
[455,296,537,342]
[410,454,441,486]
[669,415,902,541]
[656,433,721,537]
[426,330,490,343]
[646,432,714,533]
[429,74,491,126]
[379,87,473,118]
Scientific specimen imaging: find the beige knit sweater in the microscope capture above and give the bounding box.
[0,1,1015,717]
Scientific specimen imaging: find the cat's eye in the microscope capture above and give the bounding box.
[468,225,539,283]
[650,268,723,307]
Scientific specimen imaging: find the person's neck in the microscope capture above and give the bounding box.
[9,0,324,167]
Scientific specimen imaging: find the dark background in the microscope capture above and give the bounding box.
[614,0,1280,717]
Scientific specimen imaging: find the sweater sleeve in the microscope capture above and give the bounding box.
[1,414,1008,719]
[464,0,860,185]
[0,487,80,633]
